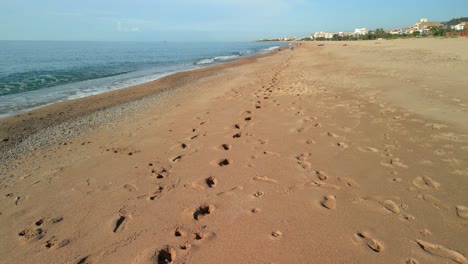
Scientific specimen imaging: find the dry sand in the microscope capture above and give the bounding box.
[0,38,467,264]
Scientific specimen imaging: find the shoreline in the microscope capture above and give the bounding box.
[0,48,281,165]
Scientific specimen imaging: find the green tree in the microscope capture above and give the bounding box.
[412,31,421,37]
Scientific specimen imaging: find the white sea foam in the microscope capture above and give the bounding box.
[195,54,241,65]
[261,46,281,52]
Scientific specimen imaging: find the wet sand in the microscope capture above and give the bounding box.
[0,38,467,264]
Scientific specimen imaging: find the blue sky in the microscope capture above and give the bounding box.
[1,0,467,41]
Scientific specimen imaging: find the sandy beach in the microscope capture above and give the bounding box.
[0,38,467,264]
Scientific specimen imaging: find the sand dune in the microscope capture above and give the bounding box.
[0,38,467,263]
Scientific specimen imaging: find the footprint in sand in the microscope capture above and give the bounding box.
[321,195,336,209]
[221,144,232,151]
[253,191,264,198]
[271,231,282,238]
[18,227,45,241]
[355,232,383,253]
[216,186,243,197]
[390,158,408,168]
[151,166,171,179]
[156,246,176,263]
[174,228,186,237]
[170,155,184,163]
[193,204,215,220]
[217,159,233,167]
[296,153,312,169]
[123,184,137,192]
[456,206,468,219]
[206,177,218,188]
[43,237,70,250]
[358,146,379,153]
[413,176,441,189]
[143,184,176,201]
[327,132,339,138]
[337,142,349,148]
[253,176,278,184]
[405,258,419,264]
[382,200,400,214]
[19,216,64,242]
[416,240,468,264]
[76,255,97,264]
[113,212,130,233]
[313,171,329,181]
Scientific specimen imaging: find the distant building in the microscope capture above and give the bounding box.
[388,29,403,35]
[413,18,441,30]
[354,28,368,35]
[452,22,467,31]
[313,32,334,39]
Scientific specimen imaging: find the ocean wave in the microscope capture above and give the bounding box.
[261,46,281,52]
[0,69,133,96]
[194,54,241,65]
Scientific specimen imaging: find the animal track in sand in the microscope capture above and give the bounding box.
[355,232,383,253]
[413,176,441,189]
[156,246,176,264]
[321,195,336,209]
[234,124,242,129]
[338,177,360,188]
[147,185,175,201]
[416,240,468,264]
[193,204,215,220]
[232,132,242,139]
[327,132,339,138]
[456,206,468,219]
[206,177,218,188]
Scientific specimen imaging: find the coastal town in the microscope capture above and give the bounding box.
[260,17,468,41]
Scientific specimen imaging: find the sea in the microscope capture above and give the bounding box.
[0,41,285,117]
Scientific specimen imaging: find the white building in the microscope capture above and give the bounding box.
[354,28,369,35]
[453,22,467,31]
